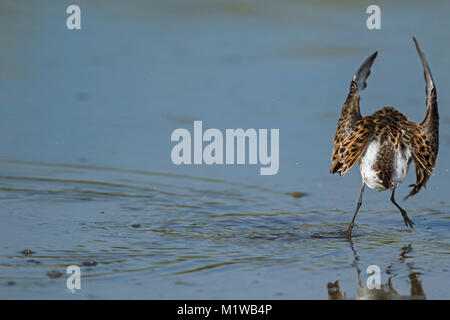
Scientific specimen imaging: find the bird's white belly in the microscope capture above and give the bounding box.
[360,140,412,191]
[360,140,385,191]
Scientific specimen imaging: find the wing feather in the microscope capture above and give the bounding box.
[403,123,437,199]
[330,116,374,175]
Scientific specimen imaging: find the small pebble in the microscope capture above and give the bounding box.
[46,270,63,279]
[20,249,35,256]
[82,260,98,267]
[286,192,308,198]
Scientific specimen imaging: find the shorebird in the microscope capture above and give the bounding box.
[330,37,439,237]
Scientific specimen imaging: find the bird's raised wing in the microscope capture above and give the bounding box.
[330,51,378,175]
[405,37,439,199]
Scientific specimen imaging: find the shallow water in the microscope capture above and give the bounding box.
[0,0,449,299]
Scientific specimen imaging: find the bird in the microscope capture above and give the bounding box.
[330,37,439,238]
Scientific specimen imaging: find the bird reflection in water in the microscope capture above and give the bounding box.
[327,242,426,300]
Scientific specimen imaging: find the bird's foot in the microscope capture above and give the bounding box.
[401,210,415,228]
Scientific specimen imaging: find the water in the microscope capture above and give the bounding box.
[0,0,449,299]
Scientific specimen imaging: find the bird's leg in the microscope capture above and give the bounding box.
[390,189,415,228]
[345,182,366,238]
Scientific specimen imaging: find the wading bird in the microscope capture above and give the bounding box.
[330,37,439,238]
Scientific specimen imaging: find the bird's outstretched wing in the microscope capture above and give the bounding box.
[405,37,439,199]
[330,51,377,175]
